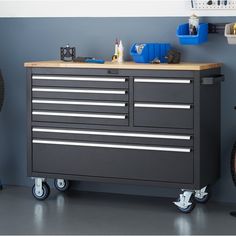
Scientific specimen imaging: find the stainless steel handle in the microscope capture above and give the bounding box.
[32,127,192,140]
[32,99,127,107]
[32,87,126,95]
[32,75,127,82]
[134,103,192,109]
[33,139,192,153]
[32,111,127,119]
[134,78,191,84]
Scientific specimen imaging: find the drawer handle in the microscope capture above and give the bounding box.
[32,75,126,83]
[134,103,192,109]
[33,139,192,153]
[32,111,127,119]
[32,87,127,95]
[134,78,191,84]
[32,127,192,140]
[32,99,127,107]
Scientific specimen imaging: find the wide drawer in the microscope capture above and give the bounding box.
[32,140,194,183]
[134,103,193,129]
[32,127,193,147]
[32,75,128,89]
[134,78,193,103]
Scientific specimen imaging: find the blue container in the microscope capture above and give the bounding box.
[130,43,171,63]
[176,23,208,45]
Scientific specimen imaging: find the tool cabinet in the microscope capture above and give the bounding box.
[25,61,223,212]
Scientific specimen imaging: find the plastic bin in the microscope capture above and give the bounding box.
[130,43,171,63]
[176,23,208,45]
[225,23,236,45]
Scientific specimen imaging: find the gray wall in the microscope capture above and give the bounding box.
[0,17,236,202]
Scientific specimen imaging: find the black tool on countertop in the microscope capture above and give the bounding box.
[73,57,93,62]
[224,0,227,5]
[218,0,221,5]
[165,50,181,64]
[60,44,76,62]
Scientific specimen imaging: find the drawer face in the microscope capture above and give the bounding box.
[32,111,128,126]
[32,127,193,147]
[32,88,128,101]
[134,78,193,103]
[32,141,193,183]
[134,104,193,129]
[32,100,128,114]
[32,75,128,89]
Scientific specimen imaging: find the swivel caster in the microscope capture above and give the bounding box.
[54,179,71,192]
[174,190,196,213]
[194,186,210,203]
[32,179,50,201]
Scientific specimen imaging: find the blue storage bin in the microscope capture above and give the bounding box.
[176,23,208,45]
[130,43,171,63]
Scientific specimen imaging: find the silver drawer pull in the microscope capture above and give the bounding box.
[33,139,191,153]
[32,99,127,107]
[134,78,191,84]
[32,75,127,82]
[134,103,192,109]
[32,87,126,95]
[33,127,191,140]
[32,111,127,120]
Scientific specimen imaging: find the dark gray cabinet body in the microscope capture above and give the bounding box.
[26,66,222,190]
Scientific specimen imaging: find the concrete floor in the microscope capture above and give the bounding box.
[0,186,236,234]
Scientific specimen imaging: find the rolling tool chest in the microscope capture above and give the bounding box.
[25,61,223,213]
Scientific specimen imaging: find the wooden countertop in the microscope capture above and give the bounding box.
[24,60,222,71]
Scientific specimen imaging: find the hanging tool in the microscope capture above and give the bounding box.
[207,0,213,5]
[191,0,194,8]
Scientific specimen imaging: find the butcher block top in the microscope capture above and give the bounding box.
[24,60,222,71]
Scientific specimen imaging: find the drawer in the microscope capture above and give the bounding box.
[32,127,193,147]
[32,87,128,101]
[134,103,193,129]
[32,75,128,89]
[32,99,128,114]
[32,139,193,183]
[32,110,128,126]
[134,78,193,103]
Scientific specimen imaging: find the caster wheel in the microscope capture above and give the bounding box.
[32,182,50,200]
[194,186,210,203]
[54,179,71,192]
[176,196,196,214]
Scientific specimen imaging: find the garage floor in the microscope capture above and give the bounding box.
[0,186,236,235]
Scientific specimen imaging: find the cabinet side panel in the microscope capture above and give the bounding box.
[27,68,33,176]
[199,73,221,187]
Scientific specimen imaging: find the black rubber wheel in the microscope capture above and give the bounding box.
[176,195,196,214]
[32,182,50,200]
[231,142,236,186]
[54,179,71,192]
[194,186,210,203]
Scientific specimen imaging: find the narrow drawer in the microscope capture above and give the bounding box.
[134,103,193,129]
[32,75,128,89]
[32,110,128,126]
[32,99,128,114]
[134,78,193,103]
[32,139,193,183]
[32,127,193,147]
[32,87,128,101]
